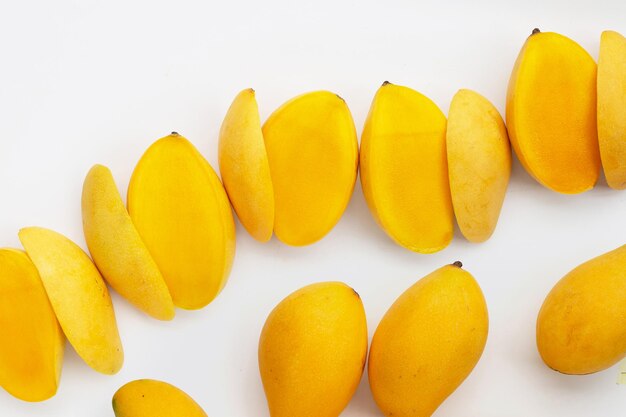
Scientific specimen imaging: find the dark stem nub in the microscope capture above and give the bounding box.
[532,28,541,35]
[452,261,463,268]
[382,80,391,86]
[171,131,179,135]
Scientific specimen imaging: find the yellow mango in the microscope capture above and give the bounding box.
[598,30,626,189]
[368,263,488,417]
[112,379,208,417]
[447,89,511,243]
[82,164,174,320]
[219,88,274,242]
[0,249,64,402]
[262,91,358,246]
[360,82,453,253]
[258,282,367,417]
[127,133,236,310]
[537,244,626,374]
[18,227,123,375]
[506,29,599,194]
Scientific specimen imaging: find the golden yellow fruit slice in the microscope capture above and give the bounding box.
[262,91,358,246]
[259,282,367,417]
[128,133,236,310]
[0,249,64,402]
[18,227,123,375]
[447,89,511,243]
[598,30,626,189]
[219,89,274,242]
[113,379,208,417]
[507,29,599,194]
[368,262,488,417]
[82,164,174,320]
[360,82,453,253]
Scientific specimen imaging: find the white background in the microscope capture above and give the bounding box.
[1,0,625,416]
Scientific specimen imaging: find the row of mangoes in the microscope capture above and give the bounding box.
[112,246,626,417]
[0,27,624,410]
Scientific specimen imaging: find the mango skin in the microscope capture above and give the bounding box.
[537,244,626,374]
[0,249,64,402]
[360,82,453,253]
[112,379,208,417]
[258,282,368,417]
[128,133,236,310]
[506,30,600,194]
[262,91,358,246]
[219,89,274,242]
[82,164,175,320]
[598,30,626,189]
[447,89,511,243]
[368,263,488,417]
[18,227,123,375]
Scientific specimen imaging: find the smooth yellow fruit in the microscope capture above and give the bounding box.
[128,133,236,310]
[112,379,207,417]
[18,227,123,375]
[262,91,358,246]
[369,263,488,417]
[82,164,174,320]
[506,29,599,194]
[537,244,626,374]
[0,249,64,402]
[360,82,453,253]
[219,89,274,242]
[259,282,367,417]
[598,30,626,189]
[447,89,511,243]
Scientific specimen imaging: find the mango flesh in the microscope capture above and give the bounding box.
[219,89,274,242]
[112,379,208,417]
[598,30,626,189]
[127,133,236,310]
[18,227,124,375]
[262,91,358,246]
[360,82,453,253]
[447,89,511,243]
[82,164,175,320]
[258,282,368,417]
[368,263,488,417]
[537,244,626,374]
[0,249,64,402]
[506,30,600,194]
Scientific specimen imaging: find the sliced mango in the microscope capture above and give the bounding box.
[128,133,236,310]
[447,89,511,243]
[598,30,626,189]
[360,82,453,253]
[262,91,358,246]
[0,249,64,401]
[219,89,274,242]
[18,227,123,375]
[82,164,174,320]
[507,29,599,194]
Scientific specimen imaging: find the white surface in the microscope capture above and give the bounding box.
[1,0,625,416]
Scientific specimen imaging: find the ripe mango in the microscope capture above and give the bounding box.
[368,263,488,417]
[112,379,207,417]
[447,89,511,243]
[219,88,274,242]
[598,30,626,189]
[262,91,358,246]
[360,82,453,253]
[127,133,236,310]
[0,249,64,401]
[537,244,626,374]
[506,29,600,194]
[258,282,367,417]
[18,227,123,375]
[82,164,174,320]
